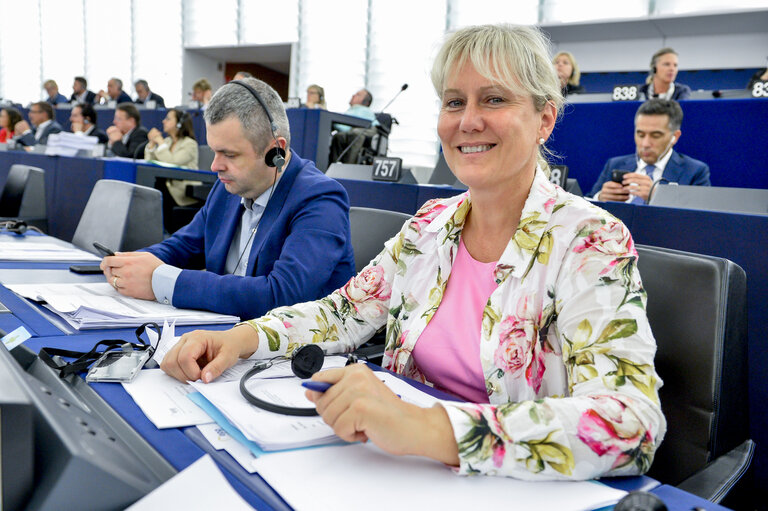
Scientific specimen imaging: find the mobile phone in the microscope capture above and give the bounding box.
[93,242,115,257]
[69,264,104,274]
[611,169,631,183]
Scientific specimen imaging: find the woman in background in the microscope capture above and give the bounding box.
[641,48,691,100]
[162,24,665,481]
[306,84,327,109]
[553,51,585,96]
[0,107,22,143]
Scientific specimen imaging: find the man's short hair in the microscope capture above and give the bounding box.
[234,71,253,78]
[360,89,373,107]
[635,99,683,132]
[32,101,54,120]
[43,79,57,89]
[110,77,123,90]
[204,77,291,154]
[116,103,141,125]
[134,79,149,90]
[74,76,88,88]
[193,78,212,91]
[78,103,98,124]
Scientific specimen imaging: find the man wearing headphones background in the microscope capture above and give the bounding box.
[590,99,710,203]
[100,77,356,319]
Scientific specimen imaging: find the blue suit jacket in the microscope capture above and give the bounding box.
[589,151,711,198]
[117,91,133,104]
[145,152,356,318]
[16,121,63,146]
[640,82,691,101]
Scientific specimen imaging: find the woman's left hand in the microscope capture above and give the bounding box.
[306,364,460,465]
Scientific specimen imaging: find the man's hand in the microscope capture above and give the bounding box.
[622,172,653,202]
[14,120,30,134]
[101,251,164,300]
[160,325,260,383]
[106,125,122,143]
[598,181,630,202]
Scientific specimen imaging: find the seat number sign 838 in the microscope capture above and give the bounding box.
[371,156,402,182]
[751,81,768,98]
[612,85,639,101]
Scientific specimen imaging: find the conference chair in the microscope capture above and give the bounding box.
[636,245,753,506]
[71,179,163,253]
[197,145,214,171]
[649,184,768,215]
[0,164,47,230]
[349,207,411,363]
[357,113,397,165]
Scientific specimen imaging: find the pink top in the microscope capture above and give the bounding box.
[411,239,498,403]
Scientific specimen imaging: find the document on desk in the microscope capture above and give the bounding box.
[126,454,253,511]
[0,240,100,261]
[253,443,627,511]
[5,282,239,329]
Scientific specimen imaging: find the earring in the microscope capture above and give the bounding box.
[538,137,545,145]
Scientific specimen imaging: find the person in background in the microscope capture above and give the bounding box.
[192,79,213,108]
[553,51,585,97]
[98,78,133,105]
[233,71,253,80]
[590,99,710,203]
[134,79,166,108]
[0,107,22,143]
[70,76,97,105]
[15,102,62,146]
[328,87,378,163]
[43,80,68,106]
[305,84,327,109]
[145,108,198,168]
[640,48,691,101]
[161,24,665,481]
[106,103,148,157]
[100,77,355,318]
[69,103,108,144]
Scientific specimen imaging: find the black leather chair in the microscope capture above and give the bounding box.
[0,164,47,231]
[357,113,398,165]
[636,245,754,506]
[71,179,163,253]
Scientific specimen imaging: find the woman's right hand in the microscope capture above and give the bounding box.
[160,325,259,383]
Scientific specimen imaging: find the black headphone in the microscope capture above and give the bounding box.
[175,111,189,130]
[228,80,287,170]
[4,220,27,235]
[239,344,358,416]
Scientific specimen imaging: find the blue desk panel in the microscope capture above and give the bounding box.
[548,98,768,194]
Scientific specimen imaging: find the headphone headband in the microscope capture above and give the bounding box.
[228,80,286,169]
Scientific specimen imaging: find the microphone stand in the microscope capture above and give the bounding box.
[333,84,407,164]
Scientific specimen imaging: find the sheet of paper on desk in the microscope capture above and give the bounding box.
[196,424,259,474]
[252,443,627,511]
[5,282,239,329]
[125,454,253,510]
[0,241,100,261]
[122,369,214,429]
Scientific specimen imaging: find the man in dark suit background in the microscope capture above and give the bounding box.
[134,79,165,108]
[106,103,148,157]
[98,78,133,105]
[70,104,108,144]
[590,99,710,203]
[15,101,63,146]
[70,76,97,105]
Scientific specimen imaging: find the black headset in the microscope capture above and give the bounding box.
[3,219,28,235]
[239,344,358,416]
[175,111,189,130]
[228,80,287,171]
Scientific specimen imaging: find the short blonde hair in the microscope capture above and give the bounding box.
[193,78,212,91]
[43,79,57,89]
[431,24,563,173]
[553,51,581,86]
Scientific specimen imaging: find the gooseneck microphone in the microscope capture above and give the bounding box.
[378,83,408,113]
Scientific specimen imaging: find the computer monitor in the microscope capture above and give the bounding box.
[0,338,176,510]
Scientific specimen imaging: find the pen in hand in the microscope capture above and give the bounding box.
[301,381,332,393]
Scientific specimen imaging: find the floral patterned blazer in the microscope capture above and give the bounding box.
[245,169,666,480]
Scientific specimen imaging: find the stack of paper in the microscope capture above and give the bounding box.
[0,241,100,261]
[45,132,99,157]
[6,282,239,329]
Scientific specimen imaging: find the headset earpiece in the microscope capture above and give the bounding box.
[6,220,28,235]
[290,344,325,379]
[264,146,287,169]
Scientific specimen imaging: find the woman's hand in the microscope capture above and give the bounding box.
[160,325,259,383]
[147,127,163,147]
[306,364,460,465]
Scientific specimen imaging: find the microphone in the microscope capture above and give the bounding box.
[379,83,408,113]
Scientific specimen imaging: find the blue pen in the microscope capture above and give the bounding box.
[301,381,332,392]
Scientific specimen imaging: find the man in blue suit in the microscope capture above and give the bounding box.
[15,102,63,146]
[100,77,356,319]
[43,79,68,105]
[97,78,133,105]
[590,99,710,203]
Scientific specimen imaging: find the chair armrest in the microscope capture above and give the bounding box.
[676,439,755,503]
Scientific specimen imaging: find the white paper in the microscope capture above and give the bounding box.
[196,424,259,474]
[6,282,238,329]
[126,454,253,510]
[0,241,100,261]
[252,443,627,511]
[122,369,214,429]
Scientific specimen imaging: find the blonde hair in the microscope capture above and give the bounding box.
[553,51,581,86]
[431,24,563,175]
[193,78,212,91]
[43,79,57,89]
[306,84,327,109]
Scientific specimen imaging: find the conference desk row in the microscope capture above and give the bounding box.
[0,232,729,510]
